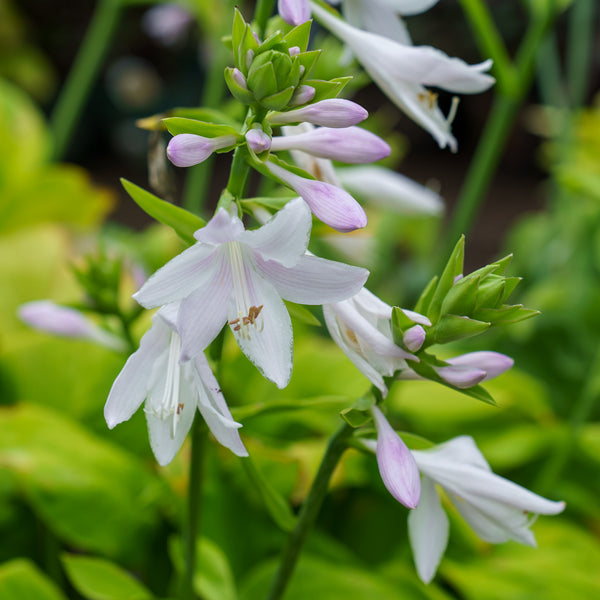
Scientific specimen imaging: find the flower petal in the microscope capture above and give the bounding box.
[278,0,311,25]
[145,373,196,466]
[255,253,369,304]
[372,406,421,508]
[445,351,514,380]
[133,244,219,308]
[239,197,311,267]
[228,267,293,389]
[193,354,248,457]
[104,316,169,428]
[177,251,232,360]
[193,207,245,245]
[408,475,449,583]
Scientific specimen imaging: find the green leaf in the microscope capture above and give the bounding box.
[391,306,417,345]
[240,195,295,211]
[0,559,68,600]
[224,68,256,105]
[428,236,464,323]
[295,50,322,81]
[261,86,296,111]
[414,276,438,316]
[231,8,246,69]
[170,537,238,600]
[62,555,153,600]
[162,117,239,139]
[121,178,205,245]
[241,457,297,532]
[302,77,351,102]
[284,301,322,326]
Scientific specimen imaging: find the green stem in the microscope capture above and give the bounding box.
[442,7,558,257]
[535,343,600,495]
[267,422,353,600]
[50,0,122,160]
[566,0,596,107]
[457,0,517,96]
[182,420,207,600]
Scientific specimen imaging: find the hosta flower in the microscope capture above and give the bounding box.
[268,98,368,128]
[372,405,421,508]
[408,436,566,583]
[311,1,494,150]
[133,198,369,388]
[19,300,126,352]
[104,304,248,465]
[167,133,238,167]
[323,288,429,395]
[278,0,311,25]
[399,350,514,388]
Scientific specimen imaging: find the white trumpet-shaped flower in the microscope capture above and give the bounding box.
[133,198,369,388]
[323,288,429,395]
[104,305,248,465]
[408,436,566,583]
[311,1,494,150]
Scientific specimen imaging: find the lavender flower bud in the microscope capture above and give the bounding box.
[403,325,426,352]
[268,99,368,128]
[289,85,316,107]
[278,0,311,26]
[245,128,272,153]
[167,133,237,167]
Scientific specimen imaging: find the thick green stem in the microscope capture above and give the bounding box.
[267,422,353,600]
[182,420,207,600]
[50,0,122,160]
[442,7,558,257]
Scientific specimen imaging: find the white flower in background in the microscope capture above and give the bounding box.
[311,1,494,150]
[104,304,248,465]
[19,300,126,352]
[408,436,566,583]
[323,287,429,395]
[398,351,514,389]
[142,3,193,46]
[134,198,369,388]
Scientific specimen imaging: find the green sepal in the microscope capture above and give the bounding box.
[476,306,540,325]
[247,60,279,100]
[414,275,438,315]
[224,67,256,105]
[305,76,352,102]
[283,20,312,52]
[429,314,491,345]
[169,107,241,129]
[441,274,479,316]
[163,117,240,140]
[238,24,260,74]
[232,8,247,70]
[428,235,465,323]
[490,253,513,275]
[248,153,316,186]
[405,358,497,406]
[241,457,297,533]
[258,30,286,54]
[121,179,205,246]
[340,391,376,428]
[296,50,322,81]
[500,276,522,303]
[284,301,322,327]
[474,274,506,309]
[391,306,416,346]
[261,86,295,111]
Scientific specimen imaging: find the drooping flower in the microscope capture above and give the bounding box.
[133,198,369,388]
[398,351,514,388]
[104,304,248,465]
[264,160,368,232]
[19,300,126,352]
[372,405,421,508]
[323,287,428,395]
[311,1,494,150]
[408,436,566,583]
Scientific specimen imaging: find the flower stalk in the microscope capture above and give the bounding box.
[267,422,353,600]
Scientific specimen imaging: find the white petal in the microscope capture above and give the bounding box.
[351,287,393,319]
[177,251,232,360]
[104,316,169,428]
[239,197,311,267]
[323,305,388,393]
[408,475,449,583]
[145,374,196,466]
[413,435,491,472]
[384,0,440,16]
[133,244,218,308]
[345,0,412,44]
[228,266,293,389]
[193,355,248,457]
[337,166,444,216]
[193,207,244,245]
[255,254,369,304]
